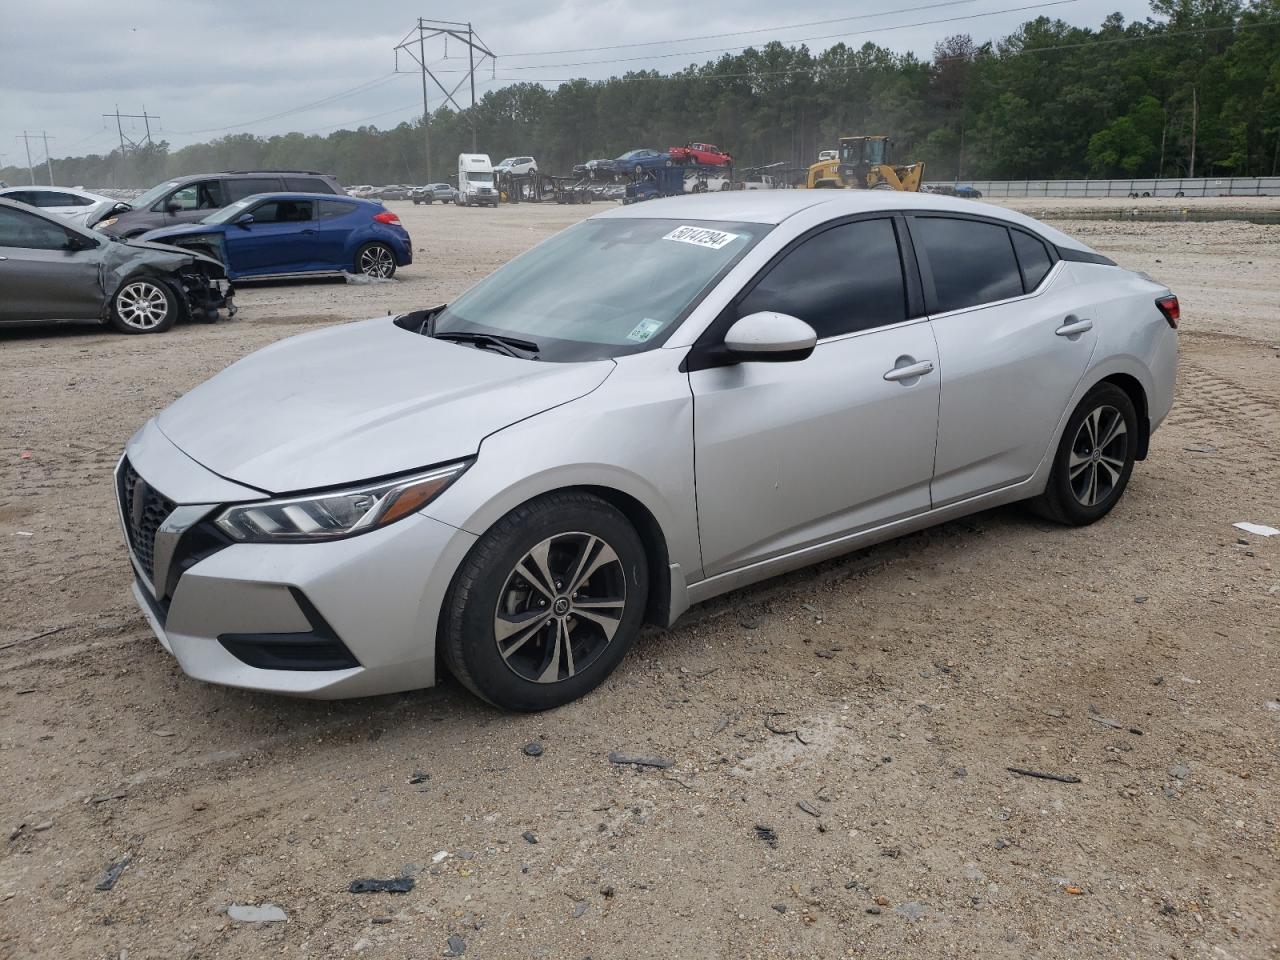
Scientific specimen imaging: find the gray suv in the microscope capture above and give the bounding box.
[96,170,344,238]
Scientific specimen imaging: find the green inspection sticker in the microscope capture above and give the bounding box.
[626,318,663,342]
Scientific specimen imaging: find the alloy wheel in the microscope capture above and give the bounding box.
[359,245,395,278]
[493,532,626,684]
[115,281,169,330]
[1069,404,1128,507]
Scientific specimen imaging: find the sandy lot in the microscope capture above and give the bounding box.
[1,197,1278,960]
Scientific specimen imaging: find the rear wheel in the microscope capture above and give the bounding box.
[355,242,396,279]
[109,277,178,334]
[1031,383,1137,525]
[441,492,649,711]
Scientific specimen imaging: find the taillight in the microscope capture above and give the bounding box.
[1155,295,1179,329]
[373,211,400,225]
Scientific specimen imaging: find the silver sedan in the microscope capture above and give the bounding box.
[115,191,1178,709]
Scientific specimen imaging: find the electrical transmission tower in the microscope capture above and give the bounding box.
[393,18,495,180]
[103,106,160,156]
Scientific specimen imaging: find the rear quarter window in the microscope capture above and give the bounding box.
[1011,229,1054,292]
[286,177,334,193]
[224,177,282,201]
[914,217,1024,313]
[320,200,359,219]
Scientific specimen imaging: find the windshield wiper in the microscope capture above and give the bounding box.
[433,331,540,358]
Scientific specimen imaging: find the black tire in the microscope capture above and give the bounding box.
[355,242,396,279]
[1031,382,1137,525]
[441,491,649,711]
[108,275,179,334]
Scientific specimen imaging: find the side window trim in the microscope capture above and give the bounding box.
[904,212,1060,316]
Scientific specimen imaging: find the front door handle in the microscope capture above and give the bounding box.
[883,359,935,382]
[1055,317,1093,337]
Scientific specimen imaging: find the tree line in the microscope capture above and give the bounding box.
[4,0,1277,191]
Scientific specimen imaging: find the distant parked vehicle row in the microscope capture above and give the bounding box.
[140,193,412,282]
[96,170,344,238]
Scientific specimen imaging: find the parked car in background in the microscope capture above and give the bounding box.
[96,170,344,238]
[139,193,411,281]
[608,149,673,176]
[412,183,456,204]
[379,185,411,201]
[347,185,376,198]
[494,157,537,176]
[668,143,733,167]
[0,196,233,333]
[110,190,1177,708]
[0,185,126,229]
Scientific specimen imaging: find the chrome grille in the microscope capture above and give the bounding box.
[118,458,174,584]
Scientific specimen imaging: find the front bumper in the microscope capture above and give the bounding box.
[115,429,477,698]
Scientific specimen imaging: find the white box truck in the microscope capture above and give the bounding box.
[457,153,498,207]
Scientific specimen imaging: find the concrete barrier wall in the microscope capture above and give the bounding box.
[926,177,1280,198]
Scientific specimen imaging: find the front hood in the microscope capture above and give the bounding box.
[154,317,614,494]
[138,224,219,243]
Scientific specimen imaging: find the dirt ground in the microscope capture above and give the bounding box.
[1,196,1278,960]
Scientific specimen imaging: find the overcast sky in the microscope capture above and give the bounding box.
[1,0,1155,163]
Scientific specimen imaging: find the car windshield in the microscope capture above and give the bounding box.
[201,197,256,224]
[132,180,180,209]
[432,217,768,361]
[467,172,494,183]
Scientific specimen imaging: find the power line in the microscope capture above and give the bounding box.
[492,0,1084,71]
[167,73,404,135]
[466,17,1280,84]
[498,0,984,58]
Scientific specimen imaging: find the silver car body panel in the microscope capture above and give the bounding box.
[116,190,1178,697]
[153,317,615,492]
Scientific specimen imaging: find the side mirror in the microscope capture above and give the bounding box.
[723,312,817,362]
[165,202,182,214]
[112,201,131,213]
[235,213,254,228]
[64,233,96,252]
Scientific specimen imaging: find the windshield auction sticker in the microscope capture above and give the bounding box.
[662,225,741,250]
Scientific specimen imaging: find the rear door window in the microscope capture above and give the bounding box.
[736,217,907,338]
[914,217,1024,313]
[225,177,281,201]
[1011,229,1054,292]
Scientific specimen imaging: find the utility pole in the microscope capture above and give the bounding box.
[393,18,494,172]
[468,22,477,153]
[16,131,36,184]
[418,19,431,181]
[40,131,54,184]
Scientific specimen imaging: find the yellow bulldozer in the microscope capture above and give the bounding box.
[806,136,925,191]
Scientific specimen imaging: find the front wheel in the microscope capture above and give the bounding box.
[109,277,178,334]
[1031,382,1137,525]
[441,492,649,711]
[355,242,396,279]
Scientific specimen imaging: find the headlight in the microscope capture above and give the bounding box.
[98,217,118,229]
[214,462,468,543]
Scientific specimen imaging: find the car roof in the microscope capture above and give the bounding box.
[594,190,1092,252]
[236,192,371,203]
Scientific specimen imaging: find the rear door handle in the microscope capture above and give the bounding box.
[1055,318,1093,337]
[883,359,935,382]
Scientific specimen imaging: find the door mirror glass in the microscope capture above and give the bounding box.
[723,312,817,362]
